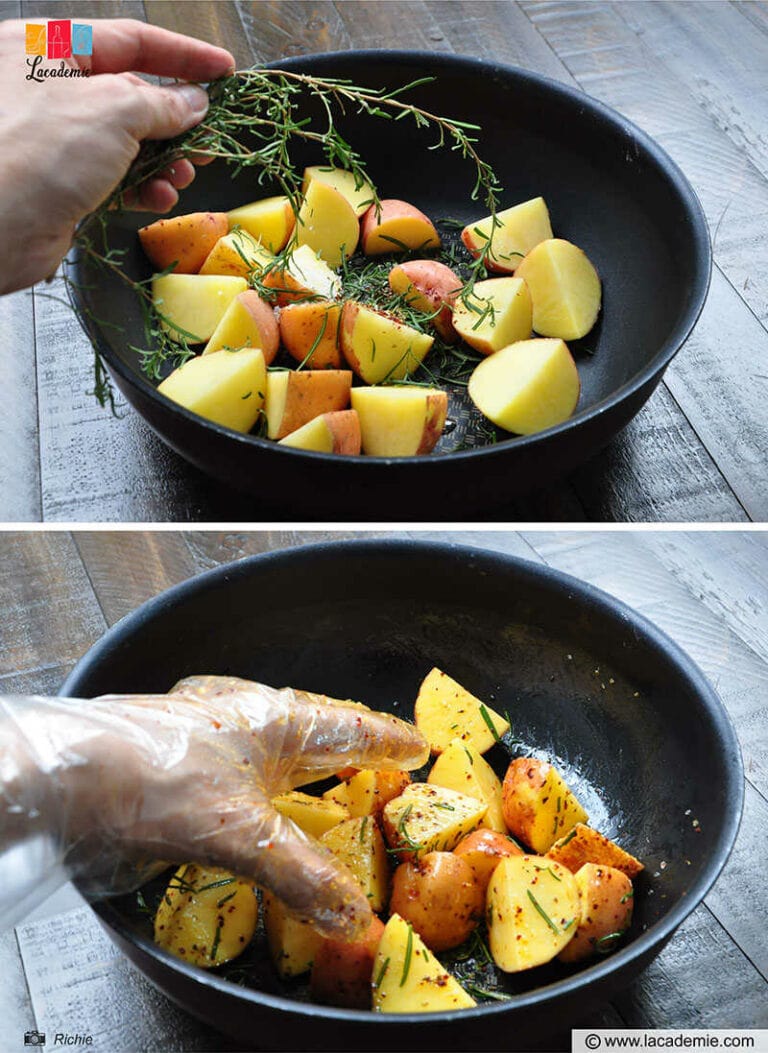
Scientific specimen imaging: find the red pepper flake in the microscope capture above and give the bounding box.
[212,720,222,730]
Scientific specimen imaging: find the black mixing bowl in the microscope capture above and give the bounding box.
[67,51,711,519]
[61,540,742,1050]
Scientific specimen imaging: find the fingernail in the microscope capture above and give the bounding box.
[175,83,209,117]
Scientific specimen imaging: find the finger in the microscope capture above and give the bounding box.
[188,152,216,166]
[114,78,210,141]
[129,796,372,940]
[285,698,430,783]
[81,19,235,80]
[163,159,196,189]
[127,179,179,213]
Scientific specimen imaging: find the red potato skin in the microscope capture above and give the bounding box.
[389,852,484,952]
[501,756,550,842]
[279,301,342,369]
[388,260,463,343]
[360,199,440,255]
[418,391,449,455]
[310,916,385,1009]
[339,301,418,381]
[323,410,362,455]
[139,212,228,274]
[460,227,518,274]
[235,290,280,365]
[558,864,634,963]
[453,829,523,894]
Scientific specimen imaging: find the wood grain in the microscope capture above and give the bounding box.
[0,288,40,522]
[144,0,253,69]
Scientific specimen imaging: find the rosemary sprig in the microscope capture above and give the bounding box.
[71,67,502,409]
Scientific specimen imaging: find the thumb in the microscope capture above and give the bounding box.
[114,77,210,142]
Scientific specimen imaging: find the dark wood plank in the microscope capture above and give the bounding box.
[0,0,20,15]
[144,0,253,70]
[236,0,353,62]
[20,1,144,18]
[733,0,768,38]
[616,903,768,1028]
[520,0,768,519]
[0,287,40,521]
[0,531,106,681]
[617,1,768,183]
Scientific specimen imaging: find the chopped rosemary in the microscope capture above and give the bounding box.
[400,924,414,986]
[216,890,238,909]
[373,956,390,990]
[210,917,224,961]
[360,816,369,842]
[478,704,502,743]
[396,804,426,852]
[620,889,635,904]
[559,827,578,847]
[463,745,474,766]
[464,984,513,1002]
[595,930,627,954]
[526,890,560,935]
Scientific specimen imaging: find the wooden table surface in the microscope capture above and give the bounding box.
[1,0,767,523]
[1,529,767,1048]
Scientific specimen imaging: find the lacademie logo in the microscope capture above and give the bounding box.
[25,20,93,81]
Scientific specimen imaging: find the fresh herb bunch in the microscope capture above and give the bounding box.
[70,67,504,412]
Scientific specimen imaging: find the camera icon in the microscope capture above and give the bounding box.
[24,1031,46,1047]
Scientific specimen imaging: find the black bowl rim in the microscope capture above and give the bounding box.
[67,49,712,468]
[60,538,743,1028]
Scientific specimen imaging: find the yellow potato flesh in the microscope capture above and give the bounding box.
[157,347,265,432]
[465,197,553,271]
[452,277,532,354]
[427,738,507,832]
[263,890,323,978]
[152,274,247,343]
[414,667,510,754]
[487,855,580,972]
[203,296,266,356]
[372,913,476,1013]
[277,414,336,452]
[468,338,580,435]
[321,816,389,912]
[303,165,375,216]
[284,244,341,300]
[350,386,446,456]
[272,790,349,838]
[507,763,589,854]
[199,229,274,277]
[343,305,434,384]
[296,180,360,267]
[515,238,601,340]
[154,864,257,968]
[383,783,487,857]
[227,196,294,252]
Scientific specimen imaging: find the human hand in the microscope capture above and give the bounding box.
[0,18,235,293]
[0,677,429,938]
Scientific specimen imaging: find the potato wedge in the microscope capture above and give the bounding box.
[515,238,601,340]
[461,197,553,274]
[390,851,483,951]
[139,212,228,274]
[203,290,279,364]
[320,815,390,913]
[340,301,434,385]
[278,410,361,455]
[546,823,644,879]
[199,229,274,278]
[280,300,342,369]
[414,667,509,754]
[361,200,440,256]
[296,179,360,267]
[382,783,487,862]
[558,863,634,963]
[427,737,506,831]
[502,757,589,854]
[227,196,295,253]
[261,244,341,306]
[311,916,385,1009]
[263,890,323,978]
[152,274,248,344]
[454,829,523,894]
[350,386,447,457]
[487,855,580,971]
[452,277,533,356]
[157,348,266,433]
[154,864,257,968]
[265,369,352,440]
[303,165,375,217]
[323,769,411,818]
[372,913,476,1013]
[388,259,462,343]
[272,790,349,838]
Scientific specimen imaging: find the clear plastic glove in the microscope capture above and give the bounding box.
[0,676,429,937]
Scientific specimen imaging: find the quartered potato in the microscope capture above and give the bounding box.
[154,863,257,968]
[263,890,323,978]
[547,822,644,878]
[502,756,588,853]
[272,789,349,838]
[558,863,634,963]
[321,815,390,913]
[428,737,507,832]
[323,768,411,818]
[382,782,487,861]
[414,668,510,754]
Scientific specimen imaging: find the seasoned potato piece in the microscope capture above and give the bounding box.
[414,668,510,754]
[320,816,390,913]
[427,737,506,831]
[390,851,484,951]
[154,864,256,968]
[558,863,634,963]
[372,913,476,1013]
[311,916,385,1009]
[382,783,487,862]
[271,790,349,839]
[323,769,411,818]
[487,855,580,972]
[263,890,323,978]
[502,756,588,853]
[454,829,523,894]
[547,823,644,878]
